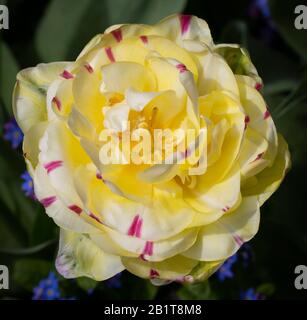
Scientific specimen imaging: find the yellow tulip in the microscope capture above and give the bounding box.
[13,14,290,284]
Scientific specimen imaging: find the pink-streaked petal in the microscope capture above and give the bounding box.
[40,196,57,208]
[250,152,264,164]
[176,63,188,73]
[89,212,103,224]
[233,234,244,246]
[140,35,148,45]
[96,171,104,181]
[84,63,94,73]
[255,83,263,91]
[60,70,74,79]
[127,214,143,237]
[68,204,82,215]
[140,241,154,261]
[44,160,63,174]
[105,47,115,63]
[149,269,159,279]
[52,96,61,111]
[111,29,123,43]
[244,115,250,130]
[179,14,192,35]
[263,109,271,120]
[222,206,230,213]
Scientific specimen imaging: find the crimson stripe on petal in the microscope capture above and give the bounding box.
[255,83,263,91]
[84,63,94,73]
[140,35,148,44]
[111,29,122,42]
[143,241,153,256]
[127,214,143,237]
[176,63,187,73]
[149,269,159,279]
[179,14,192,35]
[68,205,82,215]
[52,97,61,111]
[89,212,102,224]
[40,196,57,208]
[105,47,115,62]
[263,109,271,120]
[60,70,74,79]
[44,160,63,174]
[233,234,244,247]
[244,115,250,130]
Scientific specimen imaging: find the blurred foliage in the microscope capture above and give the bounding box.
[0,0,307,300]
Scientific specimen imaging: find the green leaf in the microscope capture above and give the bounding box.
[219,20,248,47]
[30,206,57,245]
[118,273,157,299]
[219,21,299,88]
[0,239,56,255]
[257,283,275,296]
[177,281,213,300]
[35,0,93,61]
[248,37,299,88]
[35,0,187,61]
[133,0,187,24]
[0,42,19,115]
[269,0,307,61]
[0,213,22,250]
[13,258,53,291]
[77,277,97,292]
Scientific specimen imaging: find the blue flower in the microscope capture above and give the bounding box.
[32,272,61,300]
[248,0,270,19]
[240,288,265,300]
[3,119,23,149]
[216,254,238,281]
[87,288,94,295]
[106,272,122,289]
[240,243,253,267]
[21,171,35,198]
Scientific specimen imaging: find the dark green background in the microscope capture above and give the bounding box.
[0,0,307,299]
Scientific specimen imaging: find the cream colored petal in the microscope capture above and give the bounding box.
[103,102,130,132]
[56,228,124,280]
[196,52,239,98]
[39,120,90,205]
[125,88,160,112]
[242,134,291,205]
[182,196,260,261]
[122,254,198,281]
[23,121,47,169]
[238,81,278,166]
[154,14,213,47]
[186,166,241,213]
[13,62,72,132]
[33,163,96,233]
